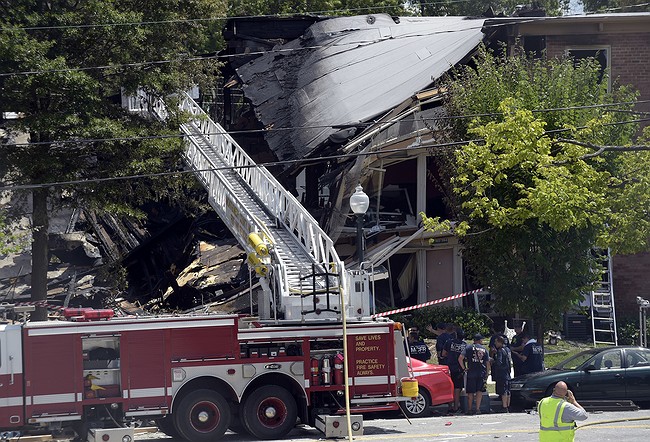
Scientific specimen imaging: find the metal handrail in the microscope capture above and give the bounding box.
[177,94,345,275]
[128,91,348,309]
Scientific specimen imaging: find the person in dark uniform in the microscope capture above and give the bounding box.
[488,322,510,358]
[510,324,525,377]
[513,333,544,375]
[407,327,431,362]
[459,333,491,415]
[491,335,512,412]
[441,328,467,413]
[430,322,452,365]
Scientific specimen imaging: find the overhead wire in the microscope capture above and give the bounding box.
[2,115,649,192]
[2,6,648,188]
[0,1,476,32]
[0,18,538,78]
[2,99,648,149]
[587,2,650,13]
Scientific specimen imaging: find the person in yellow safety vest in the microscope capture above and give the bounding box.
[538,381,588,441]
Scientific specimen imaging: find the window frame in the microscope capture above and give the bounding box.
[565,45,612,92]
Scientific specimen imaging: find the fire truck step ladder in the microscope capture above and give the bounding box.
[591,248,618,346]
[127,92,352,321]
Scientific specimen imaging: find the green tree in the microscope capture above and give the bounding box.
[227,0,405,16]
[417,0,568,16]
[580,0,649,13]
[0,211,24,254]
[425,47,649,339]
[0,0,223,320]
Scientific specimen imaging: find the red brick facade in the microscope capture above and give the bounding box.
[545,32,650,118]
[613,252,650,318]
[512,15,650,322]
[546,29,650,319]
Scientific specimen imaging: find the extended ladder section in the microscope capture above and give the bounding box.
[591,248,618,346]
[126,92,370,321]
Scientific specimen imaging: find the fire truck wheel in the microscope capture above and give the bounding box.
[242,385,297,440]
[399,388,432,418]
[228,412,249,435]
[155,416,181,439]
[175,389,231,442]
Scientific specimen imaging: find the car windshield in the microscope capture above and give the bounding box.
[552,350,599,370]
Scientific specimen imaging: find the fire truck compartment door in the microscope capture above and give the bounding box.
[0,325,24,426]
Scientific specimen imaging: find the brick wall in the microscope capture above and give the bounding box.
[545,32,650,118]
[544,32,650,320]
[613,251,650,319]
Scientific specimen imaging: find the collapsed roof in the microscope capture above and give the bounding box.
[234,14,487,171]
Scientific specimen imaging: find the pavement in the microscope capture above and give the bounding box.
[135,405,650,442]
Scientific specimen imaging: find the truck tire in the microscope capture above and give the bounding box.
[228,412,249,435]
[400,388,432,418]
[156,416,181,439]
[242,385,297,440]
[174,389,230,442]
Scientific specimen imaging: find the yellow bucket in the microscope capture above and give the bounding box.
[401,377,419,398]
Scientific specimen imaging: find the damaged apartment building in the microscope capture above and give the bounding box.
[218,11,650,321]
[220,13,489,309]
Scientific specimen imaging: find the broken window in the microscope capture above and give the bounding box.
[566,47,610,91]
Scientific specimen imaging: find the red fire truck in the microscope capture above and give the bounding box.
[0,307,420,441]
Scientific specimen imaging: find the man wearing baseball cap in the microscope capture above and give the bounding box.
[458,333,491,414]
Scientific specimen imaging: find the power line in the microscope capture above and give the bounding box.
[0,139,480,191]
[2,99,648,149]
[0,19,534,78]
[2,116,649,192]
[0,1,474,32]
[587,2,650,13]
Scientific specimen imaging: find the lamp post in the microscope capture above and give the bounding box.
[638,296,649,347]
[350,184,369,265]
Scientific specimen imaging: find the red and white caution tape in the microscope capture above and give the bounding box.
[372,288,483,318]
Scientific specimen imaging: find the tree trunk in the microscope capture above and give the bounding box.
[536,320,545,351]
[31,187,49,321]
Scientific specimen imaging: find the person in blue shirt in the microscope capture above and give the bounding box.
[458,334,491,415]
[513,333,544,375]
[491,335,512,412]
[441,328,467,413]
[488,323,510,358]
[428,322,452,365]
[406,327,431,362]
[509,324,525,377]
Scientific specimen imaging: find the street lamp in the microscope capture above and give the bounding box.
[349,184,369,265]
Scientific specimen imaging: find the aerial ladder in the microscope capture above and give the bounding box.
[124,92,371,322]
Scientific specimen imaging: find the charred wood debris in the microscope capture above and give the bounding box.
[1,203,251,318]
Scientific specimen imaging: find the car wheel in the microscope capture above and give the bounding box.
[242,385,297,439]
[174,389,231,442]
[400,388,432,418]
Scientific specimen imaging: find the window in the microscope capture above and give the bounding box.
[598,350,622,369]
[566,47,611,91]
[555,350,597,369]
[626,349,650,368]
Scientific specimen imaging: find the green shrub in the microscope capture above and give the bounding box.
[617,317,649,345]
[390,306,491,338]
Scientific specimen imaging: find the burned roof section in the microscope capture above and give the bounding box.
[231,14,486,173]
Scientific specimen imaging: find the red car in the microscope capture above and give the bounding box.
[400,358,454,417]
